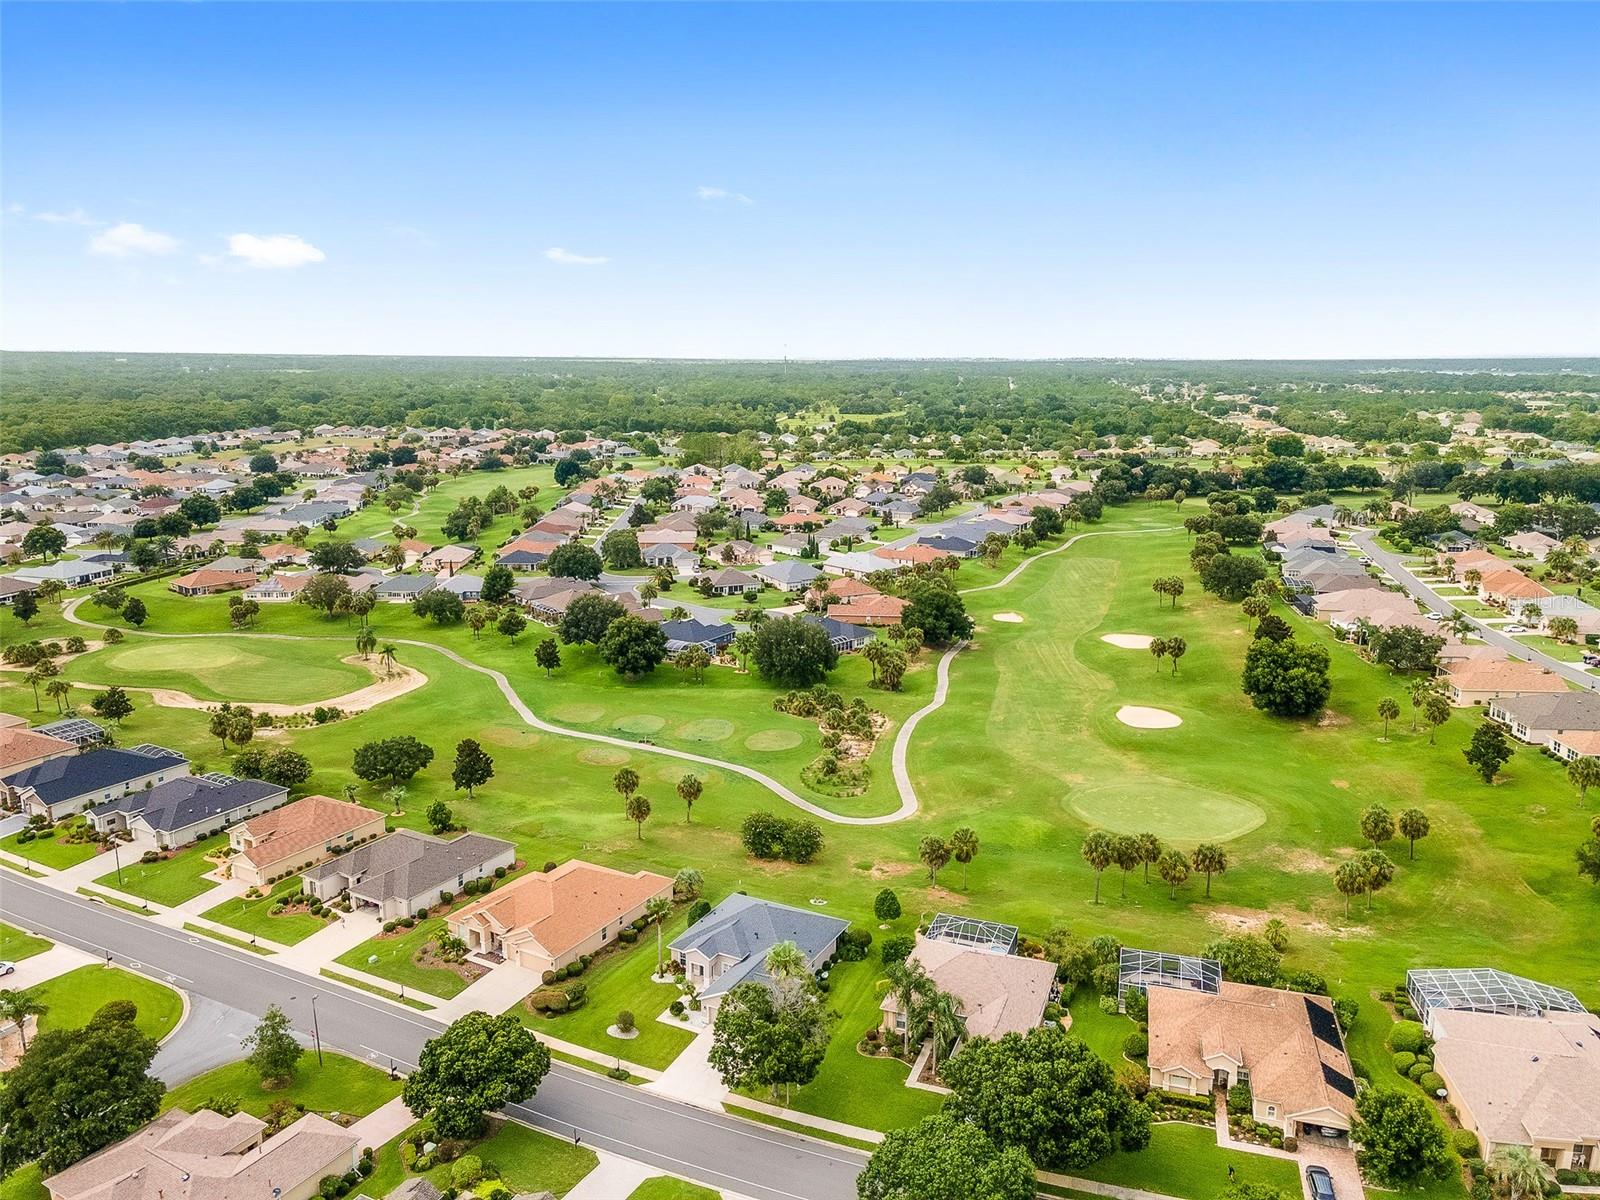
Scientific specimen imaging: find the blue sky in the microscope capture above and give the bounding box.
[3,3,1595,359]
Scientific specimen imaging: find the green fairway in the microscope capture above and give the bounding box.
[200,878,336,945]
[66,635,370,704]
[33,964,184,1041]
[95,839,222,907]
[0,921,52,962]
[1064,780,1266,842]
[161,1052,402,1118]
[521,914,696,1070]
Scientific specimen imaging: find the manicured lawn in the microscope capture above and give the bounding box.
[749,954,941,1132]
[33,965,184,1041]
[1066,992,1139,1064]
[335,917,470,999]
[95,838,222,907]
[365,1119,596,1199]
[521,915,696,1071]
[0,921,52,962]
[201,878,336,945]
[1072,1122,1301,1200]
[0,1165,46,1200]
[162,1052,402,1119]
[65,634,371,705]
[0,825,99,870]
[626,1179,721,1200]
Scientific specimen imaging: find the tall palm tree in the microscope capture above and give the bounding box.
[1487,1145,1549,1200]
[0,988,47,1051]
[356,629,377,659]
[645,896,674,977]
[924,989,965,1079]
[45,679,74,714]
[949,827,980,889]
[379,644,398,672]
[881,958,934,1057]
[1190,843,1227,898]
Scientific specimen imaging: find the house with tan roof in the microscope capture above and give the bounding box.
[446,859,672,975]
[228,794,386,886]
[1431,1008,1599,1170]
[1147,980,1356,1140]
[879,933,1056,1043]
[1441,658,1569,707]
[0,719,77,777]
[1477,567,1553,607]
[826,594,908,626]
[43,1107,358,1200]
[169,568,256,597]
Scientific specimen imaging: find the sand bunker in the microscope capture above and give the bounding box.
[1101,634,1154,649]
[1116,705,1182,729]
[993,612,1024,623]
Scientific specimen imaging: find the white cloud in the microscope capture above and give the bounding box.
[37,207,99,226]
[226,232,326,269]
[544,247,610,266]
[89,222,180,257]
[696,186,753,205]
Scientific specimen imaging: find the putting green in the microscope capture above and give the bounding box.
[112,641,251,671]
[676,718,735,742]
[745,729,804,751]
[615,714,667,734]
[1064,780,1265,842]
[552,703,606,723]
[577,746,631,767]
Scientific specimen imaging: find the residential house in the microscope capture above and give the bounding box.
[1442,658,1569,707]
[698,567,756,597]
[661,619,737,654]
[880,932,1056,1045]
[302,829,516,920]
[1504,531,1561,561]
[88,775,287,849]
[1478,567,1553,608]
[42,1108,359,1200]
[804,614,873,652]
[446,859,673,975]
[228,794,387,887]
[169,568,256,597]
[750,560,822,592]
[1147,981,1356,1141]
[668,893,848,1019]
[1488,693,1600,747]
[373,574,435,603]
[420,544,479,576]
[14,559,115,589]
[244,573,312,602]
[433,572,484,602]
[0,719,77,777]
[827,594,908,626]
[2,745,190,821]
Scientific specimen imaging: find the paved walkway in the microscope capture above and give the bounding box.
[1,941,97,988]
[432,959,545,1020]
[644,1024,727,1109]
[274,911,386,970]
[347,1095,413,1149]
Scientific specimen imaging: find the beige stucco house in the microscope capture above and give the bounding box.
[879,934,1056,1043]
[446,859,672,975]
[228,793,387,886]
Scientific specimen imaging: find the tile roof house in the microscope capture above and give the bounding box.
[169,568,256,596]
[302,829,516,920]
[447,859,672,975]
[1147,981,1356,1140]
[1431,1007,1599,1170]
[669,893,848,1018]
[1477,567,1554,606]
[227,794,387,887]
[826,595,908,626]
[880,933,1056,1043]
[2,745,190,821]
[1442,658,1569,707]
[0,721,77,777]
[42,1107,359,1200]
[88,775,287,849]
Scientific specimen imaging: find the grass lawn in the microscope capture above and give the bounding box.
[1512,633,1591,664]
[748,955,942,1132]
[1066,992,1139,1064]
[0,826,100,870]
[95,838,222,907]
[0,921,52,962]
[365,1119,596,1199]
[162,1052,402,1119]
[0,1165,46,1200]
[521,915,696,1071]
[626,1179,721,1200]
[201,878,336,945]
[33,964,184,1041]
[65,634,371,705]
[335,917,470,999]
[1072,1122,1301,1200]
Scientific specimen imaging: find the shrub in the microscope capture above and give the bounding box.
[1122,987,1149,1023]
[669,1000,685,1018]
[1282,1135,1298,1152]
[1389,1020,1429,1054]
[881,934,914,965]
[687,899,712,924]
[527,988,568,1014]
[542,969,557,985]
[1227,1082,1253,1116]
[1407,1061,1432,1082]
[1418,1071,1445,1094]
[836,927,872,962]
[1392,1051,1417,1072]
[1043,1001,1063,1023]
[615,1009,635,1033]
[873,888,901,921]
[1452,1129,1482,1158]
[383,921,397,933]
[1123,1031,1149,1058]
[413,1156,434,1173]
[439,891,453,904]
[1097,994,1119,1015]
[450,1156,483,1189]
[618,927,637,943]
[319,1177,344,1200]
[357,1159,375,1178]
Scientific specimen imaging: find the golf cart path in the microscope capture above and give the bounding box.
[60,523,1171,828]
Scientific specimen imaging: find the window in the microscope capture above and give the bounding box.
[1266,1105,1277,1119]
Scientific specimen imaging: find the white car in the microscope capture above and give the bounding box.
[1358,556,1374,566]
[1505,625,1527,634]
[0,961,14,978]
[1425,611,1443,621]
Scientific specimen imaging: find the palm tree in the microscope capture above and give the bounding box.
[356,628,377,659]
[882,958,934,1056]
[1409,680,1433,732]
[613,767,641,811]
[1334,860,1365,916]
[924,989,965,1079]
[625,793,651,839]
[918,836,951,886]
[1148,637,1168,673]
[1081,830,1114,904]
[45,679,73,714]
[645,896,673,977]
[379,644,398,672]
[949,827,979,888]
[1190,843,1227,898]
[1377,696,1400,739]
[1569,755,1600,807]
[1135,832,1162,883]
[0,988,47,1051]
[1487,1145,1549,1200]
[676,773,703,823]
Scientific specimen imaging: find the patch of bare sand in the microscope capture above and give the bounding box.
[868,861,919,881]
[1205,905,1344,940]
[1259,846,1339,874]
[993,612,1024,624]
[1101,633,1154,649]
[1116,705,1182,729]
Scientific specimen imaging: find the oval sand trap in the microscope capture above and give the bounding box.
[615,714,666,734]
[993,612,1024,623]
[1066,781,1265,842]
[1101,634,1154,649]
[577,746,631,767]
[551,703,606,723]
[745,729,804,751]
[1117,705,1182,729]
[676,718,735,742]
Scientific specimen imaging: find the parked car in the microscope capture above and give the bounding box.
[1581,653,1600,667]
[1505,625,1527,634]
[1425,611,1443,621]
[1358,556,1374,565]
[1306,1165,1337,1200]
[0,961,14,978]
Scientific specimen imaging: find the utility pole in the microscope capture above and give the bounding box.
[310,994,323,1066]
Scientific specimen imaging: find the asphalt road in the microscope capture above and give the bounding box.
[0,877,865,1200]
[1348,530,1600,691]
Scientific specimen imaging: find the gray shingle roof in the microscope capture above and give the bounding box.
[4,745,187,803]
[91,775,286,833]
[303,829,514,903]
[1493,692,1600,730]
[669,894,848,1000]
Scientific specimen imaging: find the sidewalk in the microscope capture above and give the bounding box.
[643,1024,726,1109]
[2,942,97,988]
[347,1095,413,1149]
